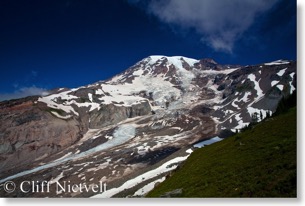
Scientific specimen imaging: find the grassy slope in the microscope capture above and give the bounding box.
[148,107,297,197]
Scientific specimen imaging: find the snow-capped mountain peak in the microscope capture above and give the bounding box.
[143,55,199,68]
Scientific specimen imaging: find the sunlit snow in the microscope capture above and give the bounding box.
[193,136,222,148]
[248,74,263,97]
[271,80,280,87]
[264,60,289,66]
[92,155,189,198]
[277,68,287,76]
[289,72,296,94]
[276,85,284,91]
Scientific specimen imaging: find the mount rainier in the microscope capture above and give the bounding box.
[0,55,296,197]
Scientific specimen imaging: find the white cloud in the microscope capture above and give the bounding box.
[0,86,49,101]
[146,0,279,52]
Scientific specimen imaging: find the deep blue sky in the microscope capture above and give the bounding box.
[0,0,296,100]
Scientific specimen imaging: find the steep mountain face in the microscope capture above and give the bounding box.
[0,56,296,197]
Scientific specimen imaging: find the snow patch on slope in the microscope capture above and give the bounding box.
[193,136,222,148]
[277,68,287,76]
[239,92,251,103]
[133,177,166,197]
[271,81,280,87]
[50,111,72,119]
[38,91,79,116]
[234,113,249,130]
[247,107,271,122]
[88,93,93,102]
[264,60,289,66]
[276,85,284,91]
[289,72,296,94]
[231,99,240,109]
[248,74,263,98]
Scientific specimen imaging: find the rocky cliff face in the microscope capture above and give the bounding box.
[0,56,296,197]
[0,96,82,173]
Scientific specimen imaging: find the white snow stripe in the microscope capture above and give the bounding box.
[92,155,189,198]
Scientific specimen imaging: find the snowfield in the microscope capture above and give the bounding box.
[193,136,222,148]
[264,60,289,66]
